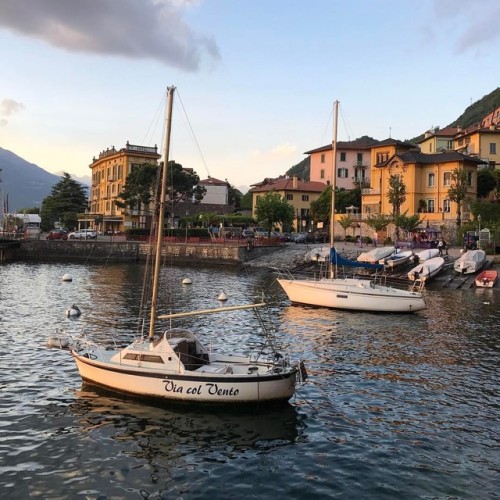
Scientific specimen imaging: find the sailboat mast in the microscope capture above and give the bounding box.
[149,86,175,339]
[329,100,339,273]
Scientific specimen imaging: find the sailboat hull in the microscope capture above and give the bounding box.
[72,350,297,406]
[277,277,426,312]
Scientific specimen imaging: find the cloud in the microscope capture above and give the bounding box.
[0,98,25,126]
[0,0,220,71]
[434,0,500,53]
[251,143,298,161]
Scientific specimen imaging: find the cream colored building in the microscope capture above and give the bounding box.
[249,176,325,232]
[88,142,160,233]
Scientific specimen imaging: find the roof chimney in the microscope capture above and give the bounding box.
[292,175,298,189]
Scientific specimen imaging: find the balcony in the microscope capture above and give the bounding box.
[352,177,370,189]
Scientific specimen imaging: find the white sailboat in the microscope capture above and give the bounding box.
[276,101,426,313]
[64,87,305,406]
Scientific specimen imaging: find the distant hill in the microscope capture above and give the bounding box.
[0,147,62,211]
[410,87,500,143]
[448,87,500,128]
[0,147,91,211]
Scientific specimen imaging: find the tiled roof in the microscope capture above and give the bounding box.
[249,177,325,193]
[376,151,487,167]
[199,176,228,186]
[171,201,236,217]
[304,138,378,154]
[374,138,418,148]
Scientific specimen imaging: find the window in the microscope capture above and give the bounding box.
[443,172,451,186]
[490,143,497,154]
[357,153,363,164]
[320,169,325,179]
[443,199,451,213]
[340,152,346,162]
[467,172,473,187]
[427,199,435,213]
[286,193,293,201]
[302,195,309,202]
[376,152,389,163]
[320,153,325,163]
[428,173,435,187]
[338,168,348,178]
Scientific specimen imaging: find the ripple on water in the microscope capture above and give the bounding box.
[0,262,499,498]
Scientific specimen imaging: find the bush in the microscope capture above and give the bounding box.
[383,237,393,245]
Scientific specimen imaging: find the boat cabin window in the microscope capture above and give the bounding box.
[123,353,164,364]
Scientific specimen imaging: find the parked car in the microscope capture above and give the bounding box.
[293,232,307,243]
[68,229,97,240]
[241,229,255,239]
[46,229,68,240]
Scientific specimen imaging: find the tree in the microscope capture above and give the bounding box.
[477,169,497,198]
[239,191,252,210]
[338,215,353,240]
[228,185,242,208]
[365,213,392,233]
[254,191,294,236]
[167,161,206,205]
[310,186,332,223]
[394,211,422,241]
[387,174,406,217]
[40,173,88,230]
[115,163,158,211]
[447,168,469,228]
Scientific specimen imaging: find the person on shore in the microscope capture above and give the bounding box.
[437,238,446,256]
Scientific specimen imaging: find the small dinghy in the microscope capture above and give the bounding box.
[475,269,497,288]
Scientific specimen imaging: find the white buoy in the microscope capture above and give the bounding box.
[217,291,228,301]
[182,277,192,285]
[66,304,82,317]
[61,274,73,282]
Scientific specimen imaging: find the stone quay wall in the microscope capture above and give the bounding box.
[13,240,281,266]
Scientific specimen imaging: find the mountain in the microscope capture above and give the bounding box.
[0,147,62,211]
[448,87,500,129]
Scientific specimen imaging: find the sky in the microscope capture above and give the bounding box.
[1,0,499,193]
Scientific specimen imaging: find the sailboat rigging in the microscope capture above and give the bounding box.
[62,86,306,405]
[276,100,426,313]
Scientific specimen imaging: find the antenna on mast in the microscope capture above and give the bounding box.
[389,126,392,138]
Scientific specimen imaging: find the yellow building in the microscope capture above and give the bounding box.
[362,144,485,225]
[249,176,325,232]
[417,126,459,154]
[454,124,500,169]
[88,142,160,233]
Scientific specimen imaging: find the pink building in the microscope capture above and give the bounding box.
[306,139,376,189]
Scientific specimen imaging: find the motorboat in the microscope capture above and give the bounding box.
[357,246,395,264]
[410,248,439,263]
[380,250,414,269]
[454,249,486,274]
[408,256,445,282]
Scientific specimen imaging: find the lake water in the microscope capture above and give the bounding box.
[0,261,498,499]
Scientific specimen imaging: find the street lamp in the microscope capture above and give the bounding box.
[477,214,481,249]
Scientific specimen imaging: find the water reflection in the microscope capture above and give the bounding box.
[72,386,303,451]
